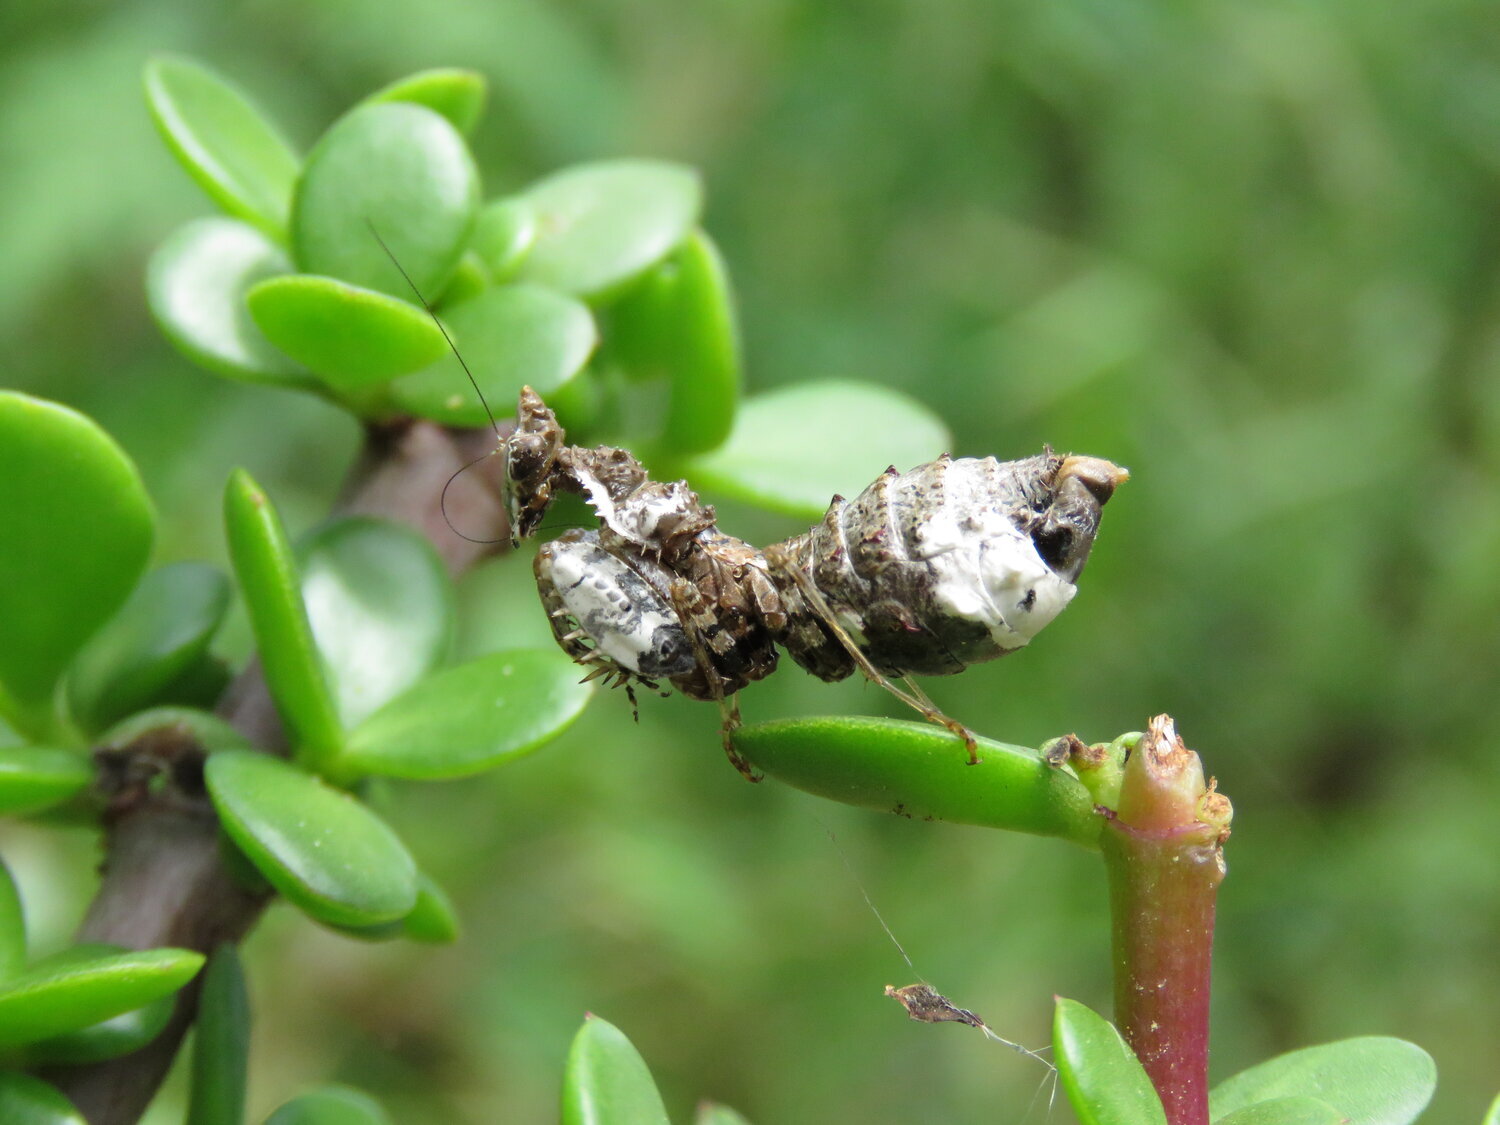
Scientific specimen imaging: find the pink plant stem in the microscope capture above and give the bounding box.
[1102,715,1229,1125]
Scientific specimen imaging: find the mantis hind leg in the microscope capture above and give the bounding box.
[761,545,980,764]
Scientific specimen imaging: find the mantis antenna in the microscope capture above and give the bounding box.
[366,220,507,544]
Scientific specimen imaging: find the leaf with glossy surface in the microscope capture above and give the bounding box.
[0,859,24,979]
[684,379,951,520]
[517,160,701,301]
[0,1072,86,1125]
[1483,1093,1499,1125]
[264,1085,390,1125]
[0,748,92,818]
[471,197,536,282]
[291,102,478,299]
[327,872,460,944]
[321,917,404,943]
[365,69,487,134]
[163,657,232,714]
[218,830,273,899]
[300,518,454,729]
[389,284,596,427]
[23,990,175,1065]
[65,561,231,735]
[144,55,299,237]
[205,750,417,927]
[1053,998,1167,1125]
[341,650,592,779]
[187,945,249,1125]
[1209,1038,1436,1125]
[695,1103,753,1125]
[402,873,461,944]
[223,471,342,770]
[561,1015,670,1125]
[99,707,252,756]
[0,393,154,732]
[733,717,1101,846]
[607,229,739,455]
[441,251,489,307]
[0,943,204,1050]
[1214,1098,1345,1125]
[148,218,313,387]
[247,275,448,391]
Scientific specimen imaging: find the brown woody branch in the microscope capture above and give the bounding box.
[46,419,510,1125]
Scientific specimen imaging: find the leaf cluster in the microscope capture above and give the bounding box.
[1055,1000,1436,1125]
[0,57,958,1120]
[0,51,1481,1125]
[140,55,951,518]
[553,1002,1440,1125]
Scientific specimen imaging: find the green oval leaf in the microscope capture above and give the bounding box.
[205,751,417,927]
[695,1103,753,1125]
[65,561,231,735]
[0,748,92,818]
[1214,1098,1346,1125]
[472,197,536,283]
[561,1015,670,1125]
[0,943,204,1050]
[517,160,701,301]
[684,380,951,521]
[291,102,478,299]
[388,284,596,427]
[99,707,252,756]
[246,275,448,391]
[441,251,490,307]
[364,69,487,135]
[300,518,454,729]
[0,858,25,980]
[0,1072,86,1125]
[264,1085,390,1125]
[187,945,249,1125]
[327,872,460,945]
[733,717,1100,847]
[1053,997,1166,1125]
[22,989,175,1065]
[319,918,404,944]
[1209,1038,1436,1125]
[400,872,461,944]
[341,650,592,780]
[144,55,299,238]
[0,393,154,734]
[217,829,274,898]
[147,218,312,388]
[607,229,739,455]
[143,658,230,718]
[223,470,342,771]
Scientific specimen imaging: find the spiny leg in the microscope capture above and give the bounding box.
[669,579,760,782]
[901,675,978,764]
[763,545,980,763]
[717,692,751,776]
[571,645,650,724]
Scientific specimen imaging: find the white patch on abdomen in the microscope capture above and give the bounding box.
[914,509,1075,650]
[542,541,692,676]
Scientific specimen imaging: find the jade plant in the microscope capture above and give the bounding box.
[0,55,1478,1124]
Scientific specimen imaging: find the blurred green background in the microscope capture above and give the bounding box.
[5,0,1500,1120]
